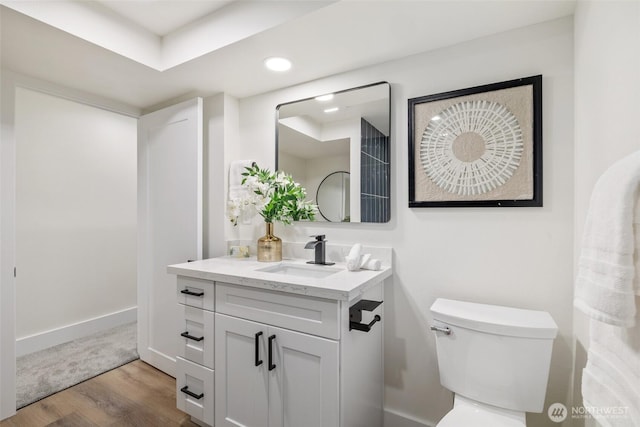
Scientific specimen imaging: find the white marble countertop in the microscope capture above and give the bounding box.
[167,256,392,301]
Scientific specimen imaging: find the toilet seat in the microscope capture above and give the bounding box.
[436,395,527,427]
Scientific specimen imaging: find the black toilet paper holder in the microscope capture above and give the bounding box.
[349,299,382,332]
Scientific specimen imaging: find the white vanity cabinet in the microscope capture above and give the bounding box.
[175,277,215,426]
[215,314,339,427]
[169,256,390,427]
[214,282,341,427]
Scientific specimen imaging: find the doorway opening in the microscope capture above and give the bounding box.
[14,88,138,408]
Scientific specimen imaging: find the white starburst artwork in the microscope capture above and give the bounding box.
[419,100,523,196]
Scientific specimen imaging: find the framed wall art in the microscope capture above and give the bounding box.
[408,75,542,207]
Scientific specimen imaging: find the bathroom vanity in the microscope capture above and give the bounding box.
[167,256,391,427]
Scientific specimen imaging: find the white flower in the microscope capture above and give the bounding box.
[244,175,259,189]
[257,182,271,195]
[228,163,317,225]
[226,198,241,225]
[275,171,287,184]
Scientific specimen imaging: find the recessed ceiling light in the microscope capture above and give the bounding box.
[264,57,292,72]
[431,115,441,121]
[324,107,339,113]
[315,94,334,102]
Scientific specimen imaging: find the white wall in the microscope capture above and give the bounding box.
[15,88,137,339]
[279,151,311,194]
[573,2,640,426]
[203,93,231,259]
[307,154,350,204]
[233,18,574,426]
[2,70,141,418]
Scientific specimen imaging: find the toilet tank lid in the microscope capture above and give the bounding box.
[430,298,558,339]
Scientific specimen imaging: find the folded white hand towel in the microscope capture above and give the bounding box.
[346,244,362,271]
[229,160,254,200]
[347,244,362,260]
[227,160,255,225]
[358,254,371,268]
[574,150,640,327]
[361,258,381,271]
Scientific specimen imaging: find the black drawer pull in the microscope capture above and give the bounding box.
[180,386,203,400]
[181,331,204,342]
[268,334,276,371]
[255,331,263,366]
[181,289,204,297]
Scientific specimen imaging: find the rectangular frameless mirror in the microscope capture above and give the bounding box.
[276,82,391,223]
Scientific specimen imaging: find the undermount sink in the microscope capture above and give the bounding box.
[257,262,342,279]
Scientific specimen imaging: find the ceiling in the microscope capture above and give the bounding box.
[95,0,238,36]
[0,1,576,112]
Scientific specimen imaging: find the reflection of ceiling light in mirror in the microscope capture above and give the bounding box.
[315,94,334,102]
[264,57,292,72]
[431,115,441,121]
[324,107,339,113]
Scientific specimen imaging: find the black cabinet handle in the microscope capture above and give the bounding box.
[180,386,203,400]
[268,334,276,371]
[180,331,204,342]
[181,289,204,297]
[255,331,263,366]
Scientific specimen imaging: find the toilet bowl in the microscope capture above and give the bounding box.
[430,298,558,426]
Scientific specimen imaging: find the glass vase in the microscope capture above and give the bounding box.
[257,222,282,262]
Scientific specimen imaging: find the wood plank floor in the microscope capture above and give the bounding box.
[1,360,199,427]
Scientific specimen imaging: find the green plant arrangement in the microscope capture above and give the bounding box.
[227,164,317,262]
[227,163,317,225]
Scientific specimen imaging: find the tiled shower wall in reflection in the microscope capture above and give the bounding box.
[361,119,390,222]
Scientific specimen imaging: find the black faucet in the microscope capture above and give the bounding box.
[305,235,335,265]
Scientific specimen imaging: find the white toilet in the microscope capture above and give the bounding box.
[430,298,558,427]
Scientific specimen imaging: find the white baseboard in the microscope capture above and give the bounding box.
[384,408,433,427]
[16,306,137,357]
[139,347,176,378]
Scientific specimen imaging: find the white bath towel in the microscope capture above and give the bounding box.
[634,196,640,294]
[574,150,640,327]
[581,317,640,426]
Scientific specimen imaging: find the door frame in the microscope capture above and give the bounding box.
[0,71,140,420]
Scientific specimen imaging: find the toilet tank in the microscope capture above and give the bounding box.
[430,298,558,413]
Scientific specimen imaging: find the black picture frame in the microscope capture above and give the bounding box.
[408,75,542,208]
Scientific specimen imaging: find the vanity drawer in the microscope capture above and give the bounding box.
[216,282,340,339]
[177,304,214,369]
[176,356,214,426]
[177,276,214,311]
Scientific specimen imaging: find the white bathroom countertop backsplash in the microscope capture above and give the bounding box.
[227,240,393,267]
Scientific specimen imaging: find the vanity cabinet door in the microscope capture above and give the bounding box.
[215,313,339,427]
[268,325,339,427]
[215,314,269,427]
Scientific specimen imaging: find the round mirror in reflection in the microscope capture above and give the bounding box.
[316,171,350,222]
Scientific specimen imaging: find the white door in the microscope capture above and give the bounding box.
[138,98,203,376]
[268,325,339,427]
[215,313,269,427]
